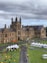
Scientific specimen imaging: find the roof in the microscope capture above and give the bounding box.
[22,25,43,31]
[0,28,4,32]
[0,28,15,33]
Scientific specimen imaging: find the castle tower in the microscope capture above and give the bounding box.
[15,17,21,40]
[10,17,21,41]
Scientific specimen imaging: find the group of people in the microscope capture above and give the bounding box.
[6,44,19,51]
[31,42,47,48]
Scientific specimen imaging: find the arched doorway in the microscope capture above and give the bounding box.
[18,37,20,40]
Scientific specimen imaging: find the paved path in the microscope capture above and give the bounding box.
[0,46,7,51]
[20,45,28,63]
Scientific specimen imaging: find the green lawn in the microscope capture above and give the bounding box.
[31,38,47,44]
[28,46,47,63]
[40,40,47,44]
[0,42,17,46]
[0,49,20,63]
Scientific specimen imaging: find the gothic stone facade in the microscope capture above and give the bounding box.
[0,17,46,43]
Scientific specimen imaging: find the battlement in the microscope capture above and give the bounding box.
[11,17,21,24]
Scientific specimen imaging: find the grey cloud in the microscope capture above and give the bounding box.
[0,0,47,19]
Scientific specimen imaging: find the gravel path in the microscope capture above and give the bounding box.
[20,45,28,63]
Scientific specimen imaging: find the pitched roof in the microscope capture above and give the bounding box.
[22,25,43,31]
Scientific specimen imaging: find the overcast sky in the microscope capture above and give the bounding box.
[0,0,47,28]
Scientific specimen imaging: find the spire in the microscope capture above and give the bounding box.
[15,17,17,22]
[20,17,21,23]
[4,24,6,29]
[11,17,13,24]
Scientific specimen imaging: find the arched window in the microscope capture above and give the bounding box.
[5,34,7,37]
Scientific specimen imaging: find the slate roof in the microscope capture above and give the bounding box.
[22,25,43,31]
[0,28,15,33]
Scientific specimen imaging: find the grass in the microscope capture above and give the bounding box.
[0,40,47,63]
[0,42,18,46]
[31,38,47,44]
[28,46,47,63]
[40,40,47,44]
[0,49,20,63]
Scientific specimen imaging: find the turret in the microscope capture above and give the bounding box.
[20,17,21,24]
[4,24,6,29]
[11,17,13,24]
[15,17,17,22]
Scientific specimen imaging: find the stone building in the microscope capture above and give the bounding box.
[0,17,46,43]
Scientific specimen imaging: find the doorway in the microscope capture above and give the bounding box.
[18,37,20,40]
